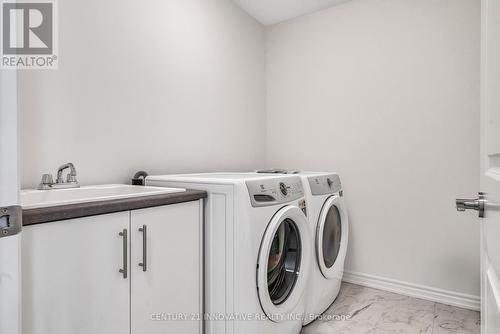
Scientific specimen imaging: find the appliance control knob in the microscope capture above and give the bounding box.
[279,183,288,196]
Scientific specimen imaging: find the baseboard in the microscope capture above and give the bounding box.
[342,271,480,311]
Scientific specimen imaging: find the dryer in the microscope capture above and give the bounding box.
[256,170,349,325]
[146,173,312,334]
[301,172,348,324]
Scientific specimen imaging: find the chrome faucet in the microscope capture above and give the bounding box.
[38,163,80,190]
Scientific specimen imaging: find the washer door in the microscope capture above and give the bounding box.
[257,205,311,322]
[316,195,348,279]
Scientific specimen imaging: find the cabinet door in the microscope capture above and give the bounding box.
[22,212,131,334]
[131,200,203,334]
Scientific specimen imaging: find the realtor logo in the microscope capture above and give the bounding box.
[1,0,58,69]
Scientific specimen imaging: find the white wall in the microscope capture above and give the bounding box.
[266,0,481,296]
[20,0,266,188]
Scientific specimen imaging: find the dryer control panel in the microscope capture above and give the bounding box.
[308,174,342,195]
[246,176,304,207]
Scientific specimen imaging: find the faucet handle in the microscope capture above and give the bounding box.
[37,174,54,190]
[41,174,53,185]
[66,173,77,183]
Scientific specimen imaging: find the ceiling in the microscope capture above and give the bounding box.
[232,0,351,26]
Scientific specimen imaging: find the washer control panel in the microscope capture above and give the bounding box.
[246,176,304,207]
[308,174,342,195]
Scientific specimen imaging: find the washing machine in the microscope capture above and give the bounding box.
[146,173,312,334]
[257,170,349,325]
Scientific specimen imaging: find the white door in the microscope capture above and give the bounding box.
[130,201,203,334]
[479,0,500,331]
[0,68,21,333]
[22,213,131,334]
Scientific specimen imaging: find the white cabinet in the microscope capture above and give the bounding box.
[22,200,203,334]
[22,212,131,334]
[131,201,203,334]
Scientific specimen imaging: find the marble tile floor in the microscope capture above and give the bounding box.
[301,283,480,334]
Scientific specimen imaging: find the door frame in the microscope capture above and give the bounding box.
[0,67,21,334]
[480,0,500,332]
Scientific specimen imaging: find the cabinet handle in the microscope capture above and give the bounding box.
[119,229,128,279]
[138,225,147,272]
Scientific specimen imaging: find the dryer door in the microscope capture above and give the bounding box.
[257,205,311,322]
[316,195,349,279]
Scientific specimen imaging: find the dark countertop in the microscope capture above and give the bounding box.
[23,189,207,226]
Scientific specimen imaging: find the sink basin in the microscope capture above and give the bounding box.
[21,184,186,209]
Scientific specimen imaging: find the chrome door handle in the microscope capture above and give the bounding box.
[456,193,486,218]
[119,229,128,279]
[138,225,147,272]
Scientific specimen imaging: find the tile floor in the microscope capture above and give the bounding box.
[301,283,480,334]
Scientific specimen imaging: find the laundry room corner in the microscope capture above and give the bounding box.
[264,0,481,306]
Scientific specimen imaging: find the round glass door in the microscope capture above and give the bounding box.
[267,218,301,305]
[322,205,342,268]
[257,206,311,322]
[316,195,348,279]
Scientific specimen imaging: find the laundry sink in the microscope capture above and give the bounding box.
[21,184,186,209]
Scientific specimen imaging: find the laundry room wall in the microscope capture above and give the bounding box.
[265,0,481,299]
[19,0,266,188]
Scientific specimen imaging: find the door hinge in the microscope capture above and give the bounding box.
[0,206,22,238]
